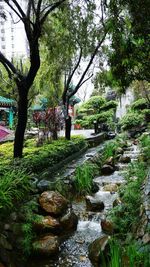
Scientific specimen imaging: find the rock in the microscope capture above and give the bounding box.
[142,233,150,244]
[116,147,124,155]
[88,235,110,267]
[39,191,68,216]
[103,184,118,192]
[79,255,87,261]
[104,157,114,166]
[37,180,52,193]
[32,234,60,256]
[101,164,115,175]
[91,182,99,193]
[119,155,131,164]
[86,196,104,212]
[34,215,61,233]
[113,198,122,207]
[107,132,116,139]
[101,219,114,234]
[60,210,78,232]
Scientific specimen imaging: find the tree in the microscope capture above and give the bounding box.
[108,0,150,90]
[42,1,111,139]
[0,0,66,157]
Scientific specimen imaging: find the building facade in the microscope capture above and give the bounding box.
[0,0,28,59]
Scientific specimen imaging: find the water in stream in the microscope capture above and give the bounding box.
[28,143,140,267]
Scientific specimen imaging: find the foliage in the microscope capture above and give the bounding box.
[119,112,145,130]
[131,98,149,110]
[101,238,150,267]
[101,140,120,163]
[92,69,120,96]
[74,162,98,195]
[0,137,87,174]
[99,101,118,112]
[139,133,150,163]
[80,96,106,114]
[108,161,147,236]
[77,109,115,129]
[0,168,30,214]
[20,201,41,256]
[132,80,150,103]
[108,0,150,89]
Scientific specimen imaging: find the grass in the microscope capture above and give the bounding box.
[74,162,98,195]
[100,239,150,267]
[0,168,30,214]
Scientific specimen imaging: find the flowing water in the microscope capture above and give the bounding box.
[28,143,140,267]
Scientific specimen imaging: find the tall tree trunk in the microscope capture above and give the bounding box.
[14,87,28,158]
[65,116,71,140]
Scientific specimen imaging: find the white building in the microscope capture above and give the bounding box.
[0,0,28,59]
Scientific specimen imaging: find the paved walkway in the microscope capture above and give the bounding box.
[0,129,95,143]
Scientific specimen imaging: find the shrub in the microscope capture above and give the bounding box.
[119,112,145,130]
[99,100,118,112]
[131,98,149,110]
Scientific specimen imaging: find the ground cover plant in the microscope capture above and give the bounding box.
[0,136,87,173]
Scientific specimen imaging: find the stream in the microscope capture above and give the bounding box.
[28,142,140,267]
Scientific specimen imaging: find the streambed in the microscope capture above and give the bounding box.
[28,143,140,267]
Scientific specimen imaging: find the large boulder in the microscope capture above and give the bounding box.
[32,234,60,256]
[60,210,78,232]
[86,196,104,212]
[88,235,110,267]
[33,215,61,233]
[101,164,115,175]
[39,191,68,216]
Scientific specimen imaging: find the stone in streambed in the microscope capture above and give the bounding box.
[101,164,115,175]
[60,210,78,232]
[33,215,61,233]
[103,184,118,192]
[86,196,104,212]
[119,155,131,163]
[32,234,60,256]
[39,191,68,216]
[88,235,110,267]
[101,219,114,234]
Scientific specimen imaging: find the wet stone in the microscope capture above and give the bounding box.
[86,196,105,212]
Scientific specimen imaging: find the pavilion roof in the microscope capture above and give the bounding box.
[0,96,15,107]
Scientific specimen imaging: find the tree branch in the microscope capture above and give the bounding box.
[40,0,66,25]
[69,32,107,98]
[0,52,17,75]
[78,73,93,88]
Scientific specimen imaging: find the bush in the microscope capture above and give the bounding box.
[131,98,149,110]
[119,112,145,130]
[99,100,118,112]
[80,109,115,129]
